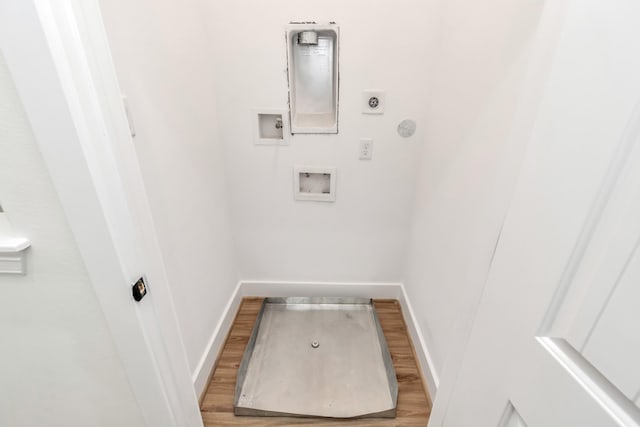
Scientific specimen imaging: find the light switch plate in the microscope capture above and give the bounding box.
[362,90,385,114]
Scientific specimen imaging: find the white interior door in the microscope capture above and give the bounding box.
[438,0,640,425]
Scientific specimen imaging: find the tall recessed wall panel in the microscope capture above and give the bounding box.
[286,24,339,134]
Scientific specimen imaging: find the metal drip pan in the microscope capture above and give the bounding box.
[234,297,398,418]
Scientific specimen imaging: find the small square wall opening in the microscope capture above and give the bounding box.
[294,166,336,202]
[253,109,289,145]
[259,114,283,139]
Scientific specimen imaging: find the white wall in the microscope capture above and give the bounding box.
[437,0,640,422]
[202,0,437,282]
[0,53,144,427]
[96,0,563,407]
[404,0,555,378]
[98,0,238,375]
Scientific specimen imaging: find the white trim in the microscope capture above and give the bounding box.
[192,280,438,404]
[0,237,30,253]
[192,281,244,397]
[68,2,202,424]
[0,252,29,275]
[241,280,402,298]
[397,284,440,396]
[0,238,30,275]
[0,213,31,274]
[537,337,640,427]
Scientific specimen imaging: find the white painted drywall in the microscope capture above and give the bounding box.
[202,0,437,282]
[98,0,239,375]
[96,0,565,407]
[404,0,557,378]
[0,53,144,427]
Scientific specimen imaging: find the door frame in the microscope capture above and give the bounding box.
[0,1,201,425]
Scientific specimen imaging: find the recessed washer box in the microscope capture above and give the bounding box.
[253,109,289,145]
[294,166,336,202]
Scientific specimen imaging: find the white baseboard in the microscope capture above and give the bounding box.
[192,281,244,398]
[240,280,404,299]
[192,281,439,401]
[397,284,440,397]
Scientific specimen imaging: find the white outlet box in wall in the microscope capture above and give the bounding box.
[293,166,336,202]
[252,109,289,145]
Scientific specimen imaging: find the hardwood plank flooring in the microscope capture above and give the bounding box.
[200,298,431,426]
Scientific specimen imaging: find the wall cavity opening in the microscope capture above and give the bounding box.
[252,109,289,145]
[286,23,339,134]
[293,166,336,202]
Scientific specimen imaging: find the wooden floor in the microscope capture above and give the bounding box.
[200,298,431,426]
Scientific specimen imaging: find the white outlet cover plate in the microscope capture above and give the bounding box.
[362,90,385,115]
[359,138,373,160]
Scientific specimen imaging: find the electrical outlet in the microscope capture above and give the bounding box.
[359,138,373,160]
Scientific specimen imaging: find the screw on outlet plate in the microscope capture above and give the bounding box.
[368,96,380,109]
